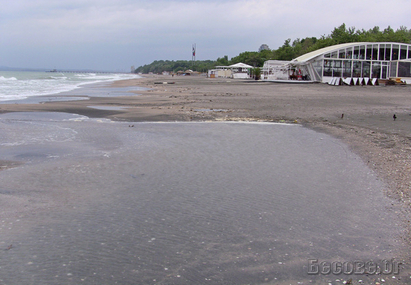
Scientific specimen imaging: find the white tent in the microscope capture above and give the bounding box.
[229,63,253,69]
[228,62,252,79]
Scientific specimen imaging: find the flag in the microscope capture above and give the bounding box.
[192,46,196,57]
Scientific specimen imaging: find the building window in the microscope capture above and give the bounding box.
[366,45,372,60]
[312,61,323,81]
[354,46,360,59]
[385,44,391,61]
[323,60,332,76]
[359,45,365,59]
[353,61,361,77]
[343,61,352,77]
[339,49,346,58]
[382,62,389,79]
[373,44,378,60]
[408,46,411,59]
[346,48,353,59]
[379,44,385,61]
[400,45,407,60]
[392,44,399,60]
[362,61,371,77]
[398,62,411,77]
[390,62,397,77]
[372,61,381,78]
[333,60,342,77]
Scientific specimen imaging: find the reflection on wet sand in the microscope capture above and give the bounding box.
[0,113,407,284]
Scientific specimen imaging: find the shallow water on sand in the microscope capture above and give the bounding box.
[0,113,407,284]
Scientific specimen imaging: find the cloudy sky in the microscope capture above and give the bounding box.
[1,0,410,71]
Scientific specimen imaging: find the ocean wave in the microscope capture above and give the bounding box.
[0,76,17,81]
[48,76,67,80]
[0,71,140,101]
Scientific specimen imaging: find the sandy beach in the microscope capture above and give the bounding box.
[1,75,410,206]
[1,75,411,283]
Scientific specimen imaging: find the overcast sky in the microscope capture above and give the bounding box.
[1,0,410,71]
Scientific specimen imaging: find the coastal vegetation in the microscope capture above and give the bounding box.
[134,24,411,74]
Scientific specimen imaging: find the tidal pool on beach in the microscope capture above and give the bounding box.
[0,112,408,284]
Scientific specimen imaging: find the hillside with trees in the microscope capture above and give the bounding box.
[134,24,411,74]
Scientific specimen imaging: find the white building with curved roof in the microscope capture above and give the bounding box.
[262,42,411,84]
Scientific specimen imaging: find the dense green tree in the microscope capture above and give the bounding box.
[251,67,261,80]
[330,23,358,44]
[216,56,229,66]
[229,50,274,67]
[273,39,296,60]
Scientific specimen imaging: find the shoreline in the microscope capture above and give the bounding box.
[1,75,411,228]
[1,74,411,276]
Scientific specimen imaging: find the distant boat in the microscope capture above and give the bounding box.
[47,69,57,72]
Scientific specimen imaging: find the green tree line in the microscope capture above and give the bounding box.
[134,24,411,74]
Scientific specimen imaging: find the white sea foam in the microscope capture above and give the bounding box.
[0,76,18,81]
[0,71,140,101]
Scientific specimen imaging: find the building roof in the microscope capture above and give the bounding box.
[292,42,411,63]
[215,62,253,69]
[229,62,253,68]
[291,43,362,63]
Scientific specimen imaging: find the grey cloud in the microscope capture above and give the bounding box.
[1,0,409,70]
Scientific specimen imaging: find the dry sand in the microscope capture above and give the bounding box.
[1,74,411,225]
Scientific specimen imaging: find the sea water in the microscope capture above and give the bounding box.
[0,71,140,101]
[0,113,407,284]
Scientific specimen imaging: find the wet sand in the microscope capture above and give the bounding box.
[1,76,411,283]
[0,116,407,284]
[1,75,410,204]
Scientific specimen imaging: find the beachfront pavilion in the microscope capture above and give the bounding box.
[208,62,253,79]
[263,42,411,84]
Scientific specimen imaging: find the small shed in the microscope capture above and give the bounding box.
[208,66,232,78]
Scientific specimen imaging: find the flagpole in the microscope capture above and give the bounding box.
[192,43,196,69]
